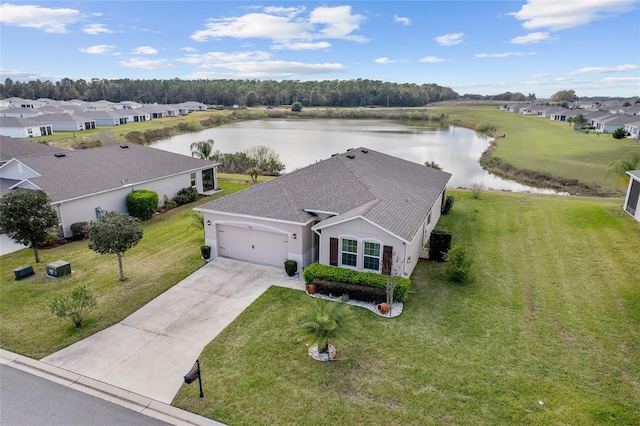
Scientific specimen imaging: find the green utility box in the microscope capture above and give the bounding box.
[47,260,71,278]
[14,265,35,280]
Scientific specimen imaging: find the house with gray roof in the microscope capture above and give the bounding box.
[197,148,451,277]
[624,170,640,222]
[32,113,96,132]
[0,140,219,238]
[0,117,53,138]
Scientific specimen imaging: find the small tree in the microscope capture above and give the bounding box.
[88,212,143,281]
[190,139,215,160]
[612,127,627,139]
[245,167,262,182]
[0,189,59,262]
[291,101,303,112]
[607,152,640,184]
[424,160,443,170]
[444,243,473,283]
[470,183,485,199]
[299,298,350,355]
[48,284,97,328]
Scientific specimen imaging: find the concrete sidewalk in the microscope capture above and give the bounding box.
[41,257,305,404]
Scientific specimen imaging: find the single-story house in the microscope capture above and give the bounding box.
[0,136,63,165]
[32,113,96,132]
[624,170,640,222]
[0,117,53,138]
[0,107,42,118]
[594,115,638,134]
[178,102,208,111]
[197,148,452,277]
[0,140,219,238]
[72,110,128,126]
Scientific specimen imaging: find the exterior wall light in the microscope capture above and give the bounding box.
[206,220,211,226]
[292,233,297,239]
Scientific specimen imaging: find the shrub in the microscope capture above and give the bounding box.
[163,194,177,210]
[284,260,297,277]
[126,189,159,221]
[429,229,452,261]
[444,243,473,283]
[291,102,303,112]
[612,127,627,139]
[470,183,485,199]
[69,222,89,241]
[312,278,387,303]
[48,285,97,328]
[441,195,454,215]
[173,186,198,206]
[475,122,497,133]
[303,263,411,302]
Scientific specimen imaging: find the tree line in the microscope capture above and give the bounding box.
[0,77,459,107]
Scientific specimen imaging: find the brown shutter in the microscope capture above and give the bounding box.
[382,245,393,275]
[330,238,339,266]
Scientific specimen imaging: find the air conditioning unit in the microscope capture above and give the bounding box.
[47,260,71,278]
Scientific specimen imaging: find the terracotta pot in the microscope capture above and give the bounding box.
[377,302,390,314]
[307,284,316,295]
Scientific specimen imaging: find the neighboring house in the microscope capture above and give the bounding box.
[0,107,42,118]
[0,140,219,237]
[72,110,128,126]
[32,113,96,132]
[594,115,638,134]
[624,170,640,222]
[178,101,207,111]
[0,117,53,138]
[197,148,452,277]
[623,120,640,140]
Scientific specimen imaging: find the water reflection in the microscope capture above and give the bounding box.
[151,119,559,194]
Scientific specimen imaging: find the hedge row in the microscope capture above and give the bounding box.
[312,278,387,303]
[303,263,410,302]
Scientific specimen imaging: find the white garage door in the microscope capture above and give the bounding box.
[217,224,289,267]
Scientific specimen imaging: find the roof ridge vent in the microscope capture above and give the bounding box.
[54,153,66,157]
[361,149,368,153]
[120,144,129,148]
[346,154,355,159]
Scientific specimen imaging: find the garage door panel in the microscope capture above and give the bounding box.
[217,225,288,267]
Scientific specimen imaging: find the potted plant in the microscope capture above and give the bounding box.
[284,259,297,277]
[200,245,211,260]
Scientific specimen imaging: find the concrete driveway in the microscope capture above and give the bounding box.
[42,257,305,404]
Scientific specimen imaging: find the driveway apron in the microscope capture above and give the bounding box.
[41,257,304,404]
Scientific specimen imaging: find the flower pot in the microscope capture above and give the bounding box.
[307,284,316,295]
[377,302,390,314]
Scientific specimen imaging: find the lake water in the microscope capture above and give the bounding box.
[152,119,557,193]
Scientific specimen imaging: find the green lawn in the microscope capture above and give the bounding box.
[173,190,640,425]
[0,181,250,359]
[431,106,639,195]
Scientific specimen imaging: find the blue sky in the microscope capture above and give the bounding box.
[1,1,639,98]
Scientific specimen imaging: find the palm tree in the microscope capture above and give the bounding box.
[299,297,350,356]
[572,113,588,130]
[607,152,640,185]
[190,139,215,160]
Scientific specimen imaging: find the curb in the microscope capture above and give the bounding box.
[0,349,224,426]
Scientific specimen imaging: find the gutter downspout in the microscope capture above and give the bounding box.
[313,227,321,264]
[403,242,408,276]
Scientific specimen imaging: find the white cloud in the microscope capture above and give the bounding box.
[475,52,535,58]
[435,33,463,46]
[374,57,409,64]
[184,61,346,79]
[272,41,331,50]
[419,56,445,63]
[600,76,640,83]
[83,23,112,35]
[181,47,196,52]
[509,0,635,31]
[79,45,116,55]
[179,51,272,66]
[510,32,551,44]
[0,3,82,33]
[531,72,551,78]
[190,5,366,43]
[132,46,158,55]
[394,15,411,26]
[570,64,640,74]
[119,58,176,70]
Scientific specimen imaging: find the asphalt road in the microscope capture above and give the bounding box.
[0,365,170,426]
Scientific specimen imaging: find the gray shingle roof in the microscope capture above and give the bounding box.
[628,170,640,180]
[12,143,218,203]
[1,136,64,162]
[200,147,451,241]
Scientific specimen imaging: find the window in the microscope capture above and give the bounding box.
[341,238,357,267]
[190,172,196,187]
[427,211,432,225]
[363,241,381,271]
